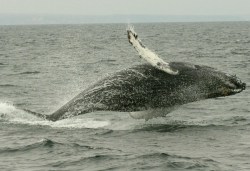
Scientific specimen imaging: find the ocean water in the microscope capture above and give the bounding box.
[0,22,250,171]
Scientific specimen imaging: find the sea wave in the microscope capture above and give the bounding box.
[0,138,112,154]
[0,84,18,87]
[19,71,41,75]
[131,123,230,133]
[0,138,57,153]
[133,152,221,170]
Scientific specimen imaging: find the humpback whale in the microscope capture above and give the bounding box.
[25,26,246,121]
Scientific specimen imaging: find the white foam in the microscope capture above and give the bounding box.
[0,102,16,113]
[1,102,179,130]
[0,102,40,121]
[0,102,110,129]
[49,118,110,129]
[0,102,169,130]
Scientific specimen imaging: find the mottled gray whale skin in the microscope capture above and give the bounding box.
[23,26,246,121]
[34,62,245,121]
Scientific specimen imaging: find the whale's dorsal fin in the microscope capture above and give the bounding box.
[127,25,178,75]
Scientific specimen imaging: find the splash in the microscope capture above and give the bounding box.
[0,102,160,131]
[0,102,40,121]
[1,102,241,131]
[0,102,110,129]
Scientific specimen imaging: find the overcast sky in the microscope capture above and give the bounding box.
[1,0,250,24]
[1,0,250,16]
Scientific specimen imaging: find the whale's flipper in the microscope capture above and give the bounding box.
[127,25,178,75]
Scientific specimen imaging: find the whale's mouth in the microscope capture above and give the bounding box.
[230,86,245,94]
[226,75,246,95]
[208,75,246,98]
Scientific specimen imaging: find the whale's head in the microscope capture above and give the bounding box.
[205,71,246,98]
[170,62,246,99]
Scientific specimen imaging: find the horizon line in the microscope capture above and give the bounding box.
[0,14,249,25]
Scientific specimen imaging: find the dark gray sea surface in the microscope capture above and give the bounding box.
[0,22,250,171]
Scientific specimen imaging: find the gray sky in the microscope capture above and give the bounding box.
[1,0,250,16]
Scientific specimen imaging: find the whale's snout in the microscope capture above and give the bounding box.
[235,80,246,91]
[227,75,246,94]
[207,72,246,98]
[242,82,246,90]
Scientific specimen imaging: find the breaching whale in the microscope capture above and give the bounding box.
[25,26,246,121]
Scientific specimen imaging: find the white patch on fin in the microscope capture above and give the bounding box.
[129,107,177,121]
[127,25,179,75]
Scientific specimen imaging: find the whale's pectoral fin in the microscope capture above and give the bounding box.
[127,25,178,75]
